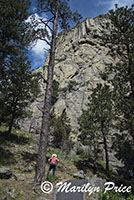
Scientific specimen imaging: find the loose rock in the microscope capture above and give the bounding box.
[73,170,85,179]
[0,168,12,179]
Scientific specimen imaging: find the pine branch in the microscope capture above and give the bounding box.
[35,36,51,46]
[40,74,48,84]
[39,18,53,32]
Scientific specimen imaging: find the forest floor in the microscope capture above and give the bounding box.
[0,125,134,200]
[0,125,93,200]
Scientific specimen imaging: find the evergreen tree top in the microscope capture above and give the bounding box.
[36,0,82,30]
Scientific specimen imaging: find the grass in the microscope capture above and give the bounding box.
[0,125,134,200]
[0,126,79,200]
[98,190,134,200]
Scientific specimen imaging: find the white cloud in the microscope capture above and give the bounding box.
[29,14,50,56]
[30,51,46,69]
[98,0,111,6]
[30,39,49,69]
[98,0,133,11]
[109,0,134,10]
[31,38,49,57]
[27,13,50,68]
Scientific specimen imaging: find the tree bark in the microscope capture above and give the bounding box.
[34,0,59,185]
[101,120,109,172]
[8,97,18,135]
[8,112,15,135]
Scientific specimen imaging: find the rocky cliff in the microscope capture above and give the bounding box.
[20,14,117,136]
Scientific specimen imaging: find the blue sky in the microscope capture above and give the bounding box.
[28,0,133,70]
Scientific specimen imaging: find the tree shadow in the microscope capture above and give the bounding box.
[113,134,134,179]
[74,156,134,193]
[0,130,32,167]
[74,158,127,189]
[0,130,30,146]
[21,151,37,163]
[74,157,105,174]
[0,146,16,166]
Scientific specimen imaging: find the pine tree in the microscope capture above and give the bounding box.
[0,0,41,134]
[109,4,134,137]
[0,0,31,67]
[0,53,41,134]
[34,0,82,184]
[78,84,115,172]
[101,4,134,168]
[50,109,72,154]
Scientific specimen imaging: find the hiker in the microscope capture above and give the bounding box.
[48,154,59,176]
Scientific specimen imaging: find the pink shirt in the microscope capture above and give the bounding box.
[48,157,59,164]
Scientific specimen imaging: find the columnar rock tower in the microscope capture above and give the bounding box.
[20,15,117,135]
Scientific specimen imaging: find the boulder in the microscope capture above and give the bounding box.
[0,168,12,179]
[89,175,106,189]
[14,173,26,181]
[73,170,85,179]
[0,197,7,200]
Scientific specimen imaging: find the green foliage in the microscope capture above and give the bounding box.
[0,0,39,134]
[58,0,82,29]
[0,125,35,147]
[78,83,115,171]
[28,0,82,47]
[33,0,82,184]
[113,133,134,168]
[76,145,86,156]
[51,80,59,106]
[46,174,59,182]
[37,0,82,30]
[50,109,72,154]
[97,160,113,172]
[108,4,134,46]
[107,5,134,137]
[78,83,114,143]
[101,4,134,167]
[0,0,31,66]
[0,53,41,133]
[99,190,134,200]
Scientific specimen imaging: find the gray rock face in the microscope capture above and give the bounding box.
[0,168,12,179]
[20,15,116,136]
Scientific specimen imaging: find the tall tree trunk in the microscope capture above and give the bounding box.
[34,0,59,185]
[8,98,17,135]
[101,120,109,172]
[0,43,6,67]
[8,112,15,135]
